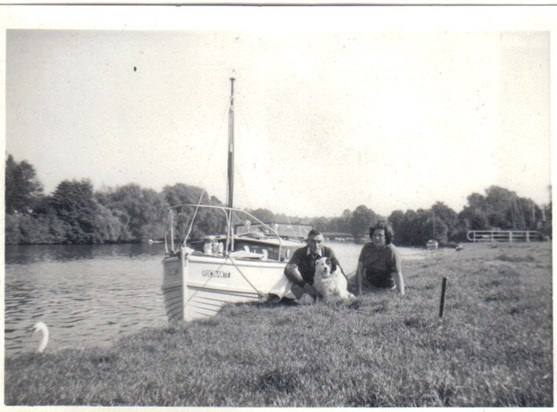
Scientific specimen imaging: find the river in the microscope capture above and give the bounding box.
[5,241,426,357]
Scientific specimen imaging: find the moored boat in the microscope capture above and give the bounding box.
[161,79,309,322]
[162,206,307,322]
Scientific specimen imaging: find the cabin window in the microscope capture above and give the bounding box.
[234,241,279,261]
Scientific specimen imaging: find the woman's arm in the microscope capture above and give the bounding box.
[389,246,405,296]
[393,270,405,296]
[356,261,364,296]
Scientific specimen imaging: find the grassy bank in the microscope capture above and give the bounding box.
[5,242,552,406]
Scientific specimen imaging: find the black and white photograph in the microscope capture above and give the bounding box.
[2,5,555,407]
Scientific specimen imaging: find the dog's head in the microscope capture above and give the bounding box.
[315,257,337,278]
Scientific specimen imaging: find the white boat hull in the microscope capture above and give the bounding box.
[162,251,292,322]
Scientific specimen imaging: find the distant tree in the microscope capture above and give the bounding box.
[483,186,520,229]
[94,203,126,243]
[97,184,166,241]
[16,215,49,244]
[329,209,352,233]
[5,214,21,243]
[513,197,543,230]
[48,179,108,243]
[5,154,44,214]
[162,183,207,207]
[388,210,406,244]
[349,205,379,239]
[26,196,72,243]
[461,186,542,231]
[391,208,436,246]
[310,216,329,232]
[431,202,458,242]
[400,209,419,245]
[427,216,449,244]
[466,192,485,209]
[416,209,433,245]
[249,208,275,223]
[162,183,226,240]
[458,206,490,231]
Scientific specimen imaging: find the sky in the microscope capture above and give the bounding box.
[3,7,555,218]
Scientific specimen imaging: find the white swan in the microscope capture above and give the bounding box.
[32,322,49,353]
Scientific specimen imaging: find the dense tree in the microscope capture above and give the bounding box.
[162,183,207,207]
[458,206,489,229]
[388,210,406,244]
[431,202,458,242]
[466,192,485,209]
[5,214,21,244]
[4,154,551,245]
[162,183,226,240]
[327,209,352,234]
[539,186,552,237]
[400,210,419,245]
[94,203,125,243]
[349,205,379,239]
[97,184,166,241]
[5,154,44,214]
[483,186,519,229]
[310,217,329,232]
[459,186,543,232]
[388,209,441,246]
[249,208,276,224]
[428,216,449,244]
[48,179,109,243]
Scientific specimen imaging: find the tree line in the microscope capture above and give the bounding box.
[307,187,552,246]
[5,154,552,246]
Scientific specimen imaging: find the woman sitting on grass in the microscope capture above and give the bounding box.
[356,221,405,296]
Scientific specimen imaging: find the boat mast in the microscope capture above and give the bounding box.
[227,78,235,211]
[225,78,235,252]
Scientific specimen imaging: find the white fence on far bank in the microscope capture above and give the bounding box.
[467,230,544,243]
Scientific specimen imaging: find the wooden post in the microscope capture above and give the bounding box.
[439,277,448,318]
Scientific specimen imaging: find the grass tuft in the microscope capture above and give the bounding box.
[496,253,536,263]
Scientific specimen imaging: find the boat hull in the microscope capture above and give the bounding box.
[162,251,292,322]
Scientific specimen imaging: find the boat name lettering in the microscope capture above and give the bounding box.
[202,269,231,279]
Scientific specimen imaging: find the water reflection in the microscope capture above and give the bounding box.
[5,243,168,357]
[5,243,166,265]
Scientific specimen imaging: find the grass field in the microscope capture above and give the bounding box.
[5,242,553,406]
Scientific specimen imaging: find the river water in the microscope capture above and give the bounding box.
[4,241,425,357]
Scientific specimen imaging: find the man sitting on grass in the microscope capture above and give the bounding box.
[284,229,340,303]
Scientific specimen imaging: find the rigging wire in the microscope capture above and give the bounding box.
[181,189,207,247]
[173,89,231,247]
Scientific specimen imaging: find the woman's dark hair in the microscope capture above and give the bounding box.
[369,221,394,245]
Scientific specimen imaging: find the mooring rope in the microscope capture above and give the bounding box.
[226,256,264,298]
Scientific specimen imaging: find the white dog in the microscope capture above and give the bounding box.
[313,257,355,303]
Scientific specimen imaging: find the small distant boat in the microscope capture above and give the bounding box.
[146,239,163,245]
[426,239,439,250]
[161,79,308,323]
